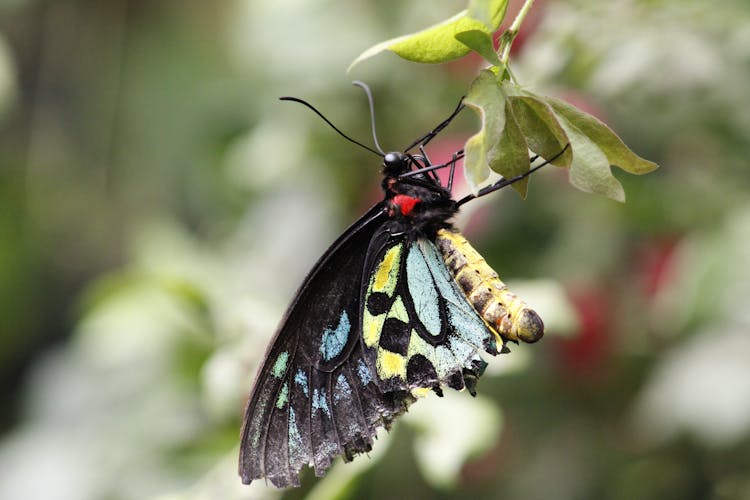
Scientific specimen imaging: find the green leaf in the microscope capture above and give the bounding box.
[463,135,486,193]
[488,100,530,197]
[555,112,627,202]
[350,3,507,70]
[468,0,509,30]
[463,70,507,192]
[454,30,501,66]
[545,95,659,175]
[507,95,572,167]
[350,11,474,69]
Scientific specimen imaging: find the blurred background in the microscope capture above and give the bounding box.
[1,0,749,498]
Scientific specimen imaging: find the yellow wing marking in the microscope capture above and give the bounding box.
[362,309,384,348]
[376,348,407,380]
[387,295,408,321]
[363,244,404,347]
[411,386,433,398]
[372,244,401,294]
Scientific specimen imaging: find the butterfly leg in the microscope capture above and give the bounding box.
[446,151,460,191]
[455,144,569,207]
[404,98,465,152]
[398,149,465,180]
[416,144,443,183]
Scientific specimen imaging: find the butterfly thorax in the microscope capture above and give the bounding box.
[380,152,457,238]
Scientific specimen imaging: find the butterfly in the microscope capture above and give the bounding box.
[239,83,559,488]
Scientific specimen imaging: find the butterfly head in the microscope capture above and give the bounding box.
[382,151,409,176]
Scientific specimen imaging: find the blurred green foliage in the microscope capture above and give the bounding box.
[1,1,750,499]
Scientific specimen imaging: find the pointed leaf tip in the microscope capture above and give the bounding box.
[555,111,627,202]
[545,95,659,175]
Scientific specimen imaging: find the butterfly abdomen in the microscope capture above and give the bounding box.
[435,229,544,344]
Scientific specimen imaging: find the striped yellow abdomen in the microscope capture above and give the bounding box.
[435,229,544,344]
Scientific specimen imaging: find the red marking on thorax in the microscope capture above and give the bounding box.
[392,194,420,216]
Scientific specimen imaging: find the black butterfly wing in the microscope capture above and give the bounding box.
[241,208,511,488]
[239,204,414,487]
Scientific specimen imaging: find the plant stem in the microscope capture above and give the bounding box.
[499,0,536,67]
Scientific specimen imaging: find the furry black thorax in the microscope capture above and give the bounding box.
[380,154,458,239]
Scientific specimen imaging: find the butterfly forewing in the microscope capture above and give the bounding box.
[240,206,385,487]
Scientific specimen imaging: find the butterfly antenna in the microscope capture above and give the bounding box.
[352,81,387,156]
[279,96,384,158]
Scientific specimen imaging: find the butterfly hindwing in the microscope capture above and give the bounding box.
[362,233,503,396]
